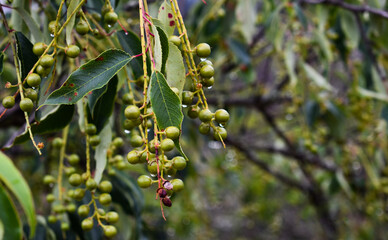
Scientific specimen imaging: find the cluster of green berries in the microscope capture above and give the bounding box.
[85,123,101,147]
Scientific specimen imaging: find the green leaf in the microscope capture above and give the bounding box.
[357,87,388,102]
[236,0,257,43]
[302,62,333,91]
[13,7,44,42]
[166,42,185,97]
[0,186,22,240]
[294,3,308,30]
[89,76,118,133]
[0,152,36,237]
[284,41,297,87]
[152,23,169,73]
[340,10,359,49]
[0,52,3,75]
[314,30,333,62]
[150,72,183,129]
[42,49,132,106]
[66,0,81,45]
[94,118,112,184]
[9,105,75,146]
[157,0,176,36]
[88,84,108,116]
[15,32,39,80]
[305,100,320,128]
[117,30,150,79]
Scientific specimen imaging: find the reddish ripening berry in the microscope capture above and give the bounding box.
[162,197,172,207]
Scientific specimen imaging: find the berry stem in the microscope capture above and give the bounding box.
[57,125,70,202]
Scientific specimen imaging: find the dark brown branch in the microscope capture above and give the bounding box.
[300,0,388,19]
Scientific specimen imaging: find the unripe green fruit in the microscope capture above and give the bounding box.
[215,109,230,123]
[43,175,56,185]
[200,65,215,78]
[113,155,124,163]
[76,21,89,35]
[24,88,38,102]
[182,91,193,105]
[32,42,46,56]
[116,161,126,170]
[67,189,75,198]
[69,173,82,186]
[2,96,15,109]
[140,152,155,163]
[202,77,215,87]
[89,135,101,146]
[65,45,80,58]
[61,222,70,231]
[199,122,210,135]
[86,178,97,190]
[81,218,94,231]
[106,211,119,223]
[213,127,227,141]
[64,167,76,176]
[130,135,143,147]
[26,73,41,87]
[161,138,175,152]
[20,98,34,112]
[165,126,180,140]
[36,65,51,77]
[187,106,199,119]
[148,139,159,153]
[53,204,65,214]
[147,161,158,175]
[74,188,86,200]
[104,11,118,25]
[103,225,117,238]
[165,165,177,176]
[99,193,112,205]
[48,21,60,34]
[172,156,187,170]
[77,204,90,217]
[66,203,76,213]
[169,35,181,46]
[40,55,54,68]
[198,60,213,69]
[124,105,140,119]
[48,215,57,224]
[113,137,124,147]
[46,193,55,203]
[68,154,80,165]
[199,109,213,122]
[97,208,106,216]
[137,175,152,188]
[85,123,97,135]
[98,180,112,193]
[171,179,184,192]
[52,137,63,148]
[127,150,141,164]
[196,43,211,58]
[122,93,134,105]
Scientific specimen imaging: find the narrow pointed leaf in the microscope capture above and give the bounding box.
[66,0,81,45]
[157,0,176,36]
[302,62,333,91]
[166,42,185,97]
[0,187,22,240]
[0,152,36,237]
[94,118,112,184]
[13,7,43,42]
[15,32,39,80]
[42,49,132,106]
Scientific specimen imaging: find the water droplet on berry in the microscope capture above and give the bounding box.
[182,104,187,108]
[50,34,54,37]
[150,173,156,178]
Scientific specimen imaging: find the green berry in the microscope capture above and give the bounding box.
[66,203,76,213]
[89,135,101,146]
[198,60,213,68]
[24,88,38,102]
[161,138,175,152]
[46,193,55,203]
[103,225,117,238]
[200,65,214,78]
[77,205,90,217]
[196,43,211,58]
[104,11,118,25]
[215,109,230,123]
[171,179,184,192]
[26,73,41,87]
[124,105,140,119]
[130,135,143,147]
[182,91,193,105]
[187,106,199,119]
[76,21,89,35]
[65,45,80,58]
[122,93,133,105]
[172,156,187,170]
[199,109,213,122]
[43,175,56,185]
[97,208,106,216]
[137,175,152,188]
[99,193,112,205]
[74,188,86,201]
[86,178,97,190]
[147,161,158,175]
[127,150,141,164]
[40,55,54,68]
[202,77,215,87]
[69,173,82,186]
[52,137,63,148]
[68,154,80,165]
[19,98,33,112]
[199,122,210,135]
[213,127,227,141]
[169,35,181,46]
[36,64,51,77]
[2,96,15,109]
[48,215,57,224]
[33,42,46,56]
[48,21,60,34]
[106,211,119,223]
[113,137,124,147]
[81,218,94,231]
[165,126,180,140]
[64,167,76,176]
[53,204,65,214]
[98,180,112,193]
[61,222,70,231]
[85,123,97,135]
[148,139,158,153]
